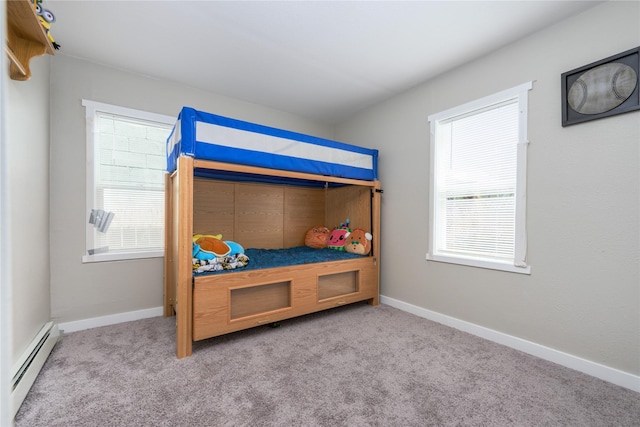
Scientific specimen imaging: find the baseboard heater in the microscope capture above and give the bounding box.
[11,321,60,418]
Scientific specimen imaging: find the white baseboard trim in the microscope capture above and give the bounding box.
[57,306,164,334]
[380,295,640,393]
[12,322,60,418]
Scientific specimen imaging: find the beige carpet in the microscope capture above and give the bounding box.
[14,303,640,426]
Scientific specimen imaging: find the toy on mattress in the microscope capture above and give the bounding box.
[192,234,249,274]
[312,219,371,255]
[192,222,373,276]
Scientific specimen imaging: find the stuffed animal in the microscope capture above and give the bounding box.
[192,234,245,258]
[193,234,230,257]
[192,242,215,260]
[225,240,245,256]
[344,228,372,255]
[327,219,351,251]
[34,0,60,50]
[304,226,330,249]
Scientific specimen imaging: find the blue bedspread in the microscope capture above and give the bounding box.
[195,246,364,276]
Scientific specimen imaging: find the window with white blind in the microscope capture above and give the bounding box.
[82,100,174,262]
[427,82,532,274]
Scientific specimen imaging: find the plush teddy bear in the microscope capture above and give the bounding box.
[344,228,372,255]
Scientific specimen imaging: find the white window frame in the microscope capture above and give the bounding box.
[427,82,532,274]
[82,100,174,263]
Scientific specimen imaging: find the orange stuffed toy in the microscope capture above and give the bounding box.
[304,226,330,249]
[193,234,231,257]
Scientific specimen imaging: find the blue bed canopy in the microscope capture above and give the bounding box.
[167,107,378,186]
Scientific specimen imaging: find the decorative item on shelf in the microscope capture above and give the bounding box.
[561,46,639,126]
[6,0,57,80]
[34,0,60,50]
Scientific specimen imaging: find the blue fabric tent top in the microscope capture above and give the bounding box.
[167,107,378,182]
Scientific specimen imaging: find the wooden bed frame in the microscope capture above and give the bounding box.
[164,156,382,358]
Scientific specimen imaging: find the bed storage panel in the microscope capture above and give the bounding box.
[164,108,381,358]
[192,256,377,341]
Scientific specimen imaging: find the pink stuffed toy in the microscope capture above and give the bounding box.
[327,219,351,251]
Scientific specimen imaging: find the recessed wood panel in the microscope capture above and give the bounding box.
[235,183,284,248]
[325,186,371,232]
[318,270,358,300]
[193,178,235,239]
[230,281,291,319]
[191,181,371,250]
[284,186,325,247]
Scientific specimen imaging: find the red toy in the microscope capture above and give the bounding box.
[327,219,351,251]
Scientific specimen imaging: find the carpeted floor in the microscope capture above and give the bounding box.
[14,303,640,426]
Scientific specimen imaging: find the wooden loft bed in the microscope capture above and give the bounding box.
[163,108,382,358]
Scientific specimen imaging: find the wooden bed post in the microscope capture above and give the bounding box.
[163,172,175,317]
[370,181,382,306]
[175,156,194,358]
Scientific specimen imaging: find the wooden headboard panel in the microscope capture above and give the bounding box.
[192,178,371,249]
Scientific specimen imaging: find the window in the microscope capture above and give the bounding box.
[427,82,532,274]
[82,100,174,262]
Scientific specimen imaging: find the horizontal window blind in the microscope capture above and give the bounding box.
[428,81,531,273]
[94,112,170,254]
[434,100,518,262]
[83,99,174,261]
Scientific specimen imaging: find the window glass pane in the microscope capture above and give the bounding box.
[86,104,173,258]
[435,100,518,261]
[428,82,531,273]
[94,187,165,252]
[96,112,167,191]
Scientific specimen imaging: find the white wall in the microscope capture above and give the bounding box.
[336,1,639,376]
[0,6,9,424]
[49,55,335,324]
[5,56,52,365]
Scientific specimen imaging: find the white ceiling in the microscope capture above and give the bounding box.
[46,0,602,124]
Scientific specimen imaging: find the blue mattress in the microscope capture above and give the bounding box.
[195,247,363,277]
[167,107,378,181]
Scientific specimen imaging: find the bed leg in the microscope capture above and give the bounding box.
[176,309,193,358]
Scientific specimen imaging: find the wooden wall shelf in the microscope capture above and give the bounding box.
[6,0,55,81]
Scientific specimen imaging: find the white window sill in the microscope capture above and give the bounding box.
[426,253,531,275]
[82,250,163,263]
